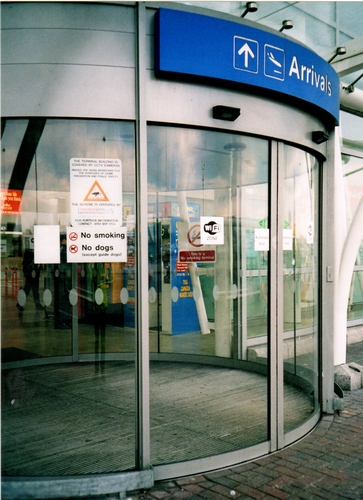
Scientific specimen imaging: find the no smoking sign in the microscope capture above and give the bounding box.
[66,226,127,263]
[69,232,78,241]
[187,224,203,247]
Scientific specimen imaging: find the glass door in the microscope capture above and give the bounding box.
[147,127,321,467]
[282,145,320,438]
[147,126,270,465]
[1,118,137,476]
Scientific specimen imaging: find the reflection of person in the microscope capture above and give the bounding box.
[93,264,108,374]
[161,241,170,283]
[53,235,72,329]
[16,249,43,311]
[161,228,171,284]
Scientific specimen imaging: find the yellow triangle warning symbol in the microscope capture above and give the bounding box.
[84,180,109,202]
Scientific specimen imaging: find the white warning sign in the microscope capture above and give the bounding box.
[66,227,127,263]
[70,158,122,227]
[254,228,269,251]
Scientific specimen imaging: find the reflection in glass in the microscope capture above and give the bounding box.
[1,119,137,475]
[343,154,363,322]
[148,127,269,358]
[283,146,320,432]
[1,119,136,359]
[348,270,363,321]
[148,126,269,465]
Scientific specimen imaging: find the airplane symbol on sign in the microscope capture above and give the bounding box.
[264,44,285,80]
[267,52,282,69]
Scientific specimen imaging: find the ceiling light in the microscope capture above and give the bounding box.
[328,46,347,63]
[224,143,246,152]
[279,20,293,32]
[241,2,258,18]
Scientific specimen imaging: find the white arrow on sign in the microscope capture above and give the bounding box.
[238,42,255,67]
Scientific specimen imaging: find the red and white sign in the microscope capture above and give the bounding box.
[187,224,203,247]
[178,221,217,263]
[179,250,216,263]
[176,261,189,272]
[0,189,22,215]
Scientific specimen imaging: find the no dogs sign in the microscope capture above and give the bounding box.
[66,227,127,263]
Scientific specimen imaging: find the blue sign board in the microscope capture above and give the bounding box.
[170,218,200,335]
[155,8,340,124]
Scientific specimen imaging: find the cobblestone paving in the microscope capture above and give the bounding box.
[128,342,363,500]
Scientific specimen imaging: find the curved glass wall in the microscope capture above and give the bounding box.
[341,111,363,325]
[1,119,137,475]
[282,145,320,433]
[147,127,269,464]
[1,119,321,479]
[2,0,357,491]
[343,154,363,324]
[147,126,320,466]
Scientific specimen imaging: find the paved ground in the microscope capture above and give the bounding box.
[128,342,363,500]
[347,340,363,366]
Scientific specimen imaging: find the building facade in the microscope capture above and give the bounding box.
[1,2,363,498]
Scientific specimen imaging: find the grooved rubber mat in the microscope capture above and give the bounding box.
[1,362,314,476]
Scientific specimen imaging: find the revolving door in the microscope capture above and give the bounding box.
[147,126,320,471]
[1,120,320,483]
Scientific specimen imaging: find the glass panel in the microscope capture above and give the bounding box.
[341,72,363,95]
[348,270,363,321]
[343,155,363,226]
[239,182,269,363]
[343,153,363,323]
[341,113,363,151]
[148,126,269,465]
[1,119,136,475]
[181,1,363,66]
[337,1,363,42]
[283,146,320,432]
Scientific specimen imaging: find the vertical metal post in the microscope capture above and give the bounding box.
[35,152,39,222]
[322,130,336,414]
[276,142,285,448]
[72,263,79,362]
[269,141,278,451]
[269,141,285,451]
[135,2,151,470]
